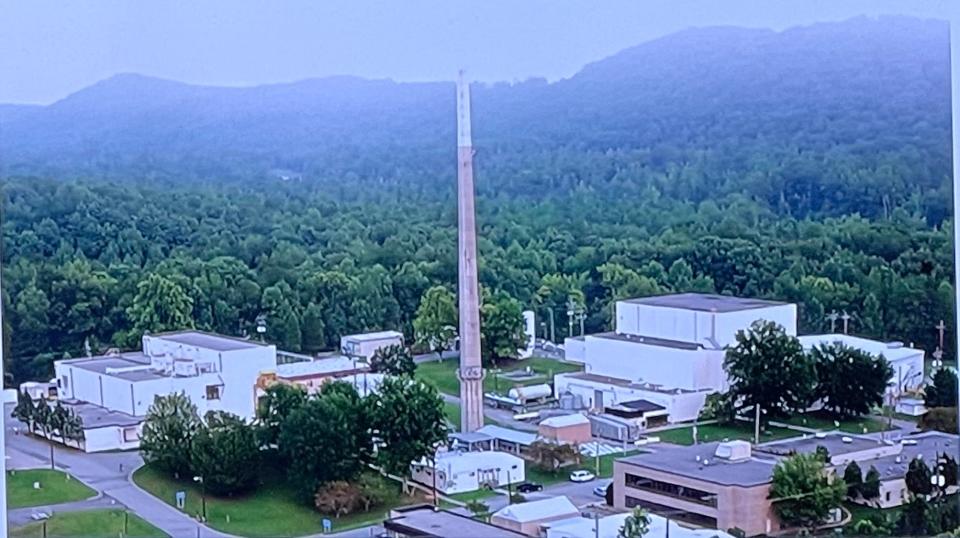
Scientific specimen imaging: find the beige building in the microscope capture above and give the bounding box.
[539,413,592,445]
[491,496,580,536]
[613,441,780,536]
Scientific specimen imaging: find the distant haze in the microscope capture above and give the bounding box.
[0,0,951,104]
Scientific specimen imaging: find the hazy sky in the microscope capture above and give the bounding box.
[0,0,952,104]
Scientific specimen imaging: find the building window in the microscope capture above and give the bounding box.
[206,385,221,400]
[886,491,891,502]
[624,473,718,507]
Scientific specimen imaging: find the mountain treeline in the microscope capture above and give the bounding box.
[0,16,954,384]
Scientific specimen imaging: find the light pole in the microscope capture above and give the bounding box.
[547,307,556,343]
[255,314,267,342]
[193,475,207,521]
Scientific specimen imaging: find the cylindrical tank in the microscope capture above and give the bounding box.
[507,383,552,401]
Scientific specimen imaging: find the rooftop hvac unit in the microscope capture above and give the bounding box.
[714,440,751,462]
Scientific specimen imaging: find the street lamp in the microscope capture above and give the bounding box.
[193,476,207,521]
[255,314,267,342]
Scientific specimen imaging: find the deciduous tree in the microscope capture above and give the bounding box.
[190,411,260,496]
[811,342,892,418]
[369,344,416,377]
[413,286,457,360]
[925,368,958,408]
[480,292,527,366]
[769,453,845,529]
[725,321,815,418]
[370,377,447,477]
[140,392,201,478]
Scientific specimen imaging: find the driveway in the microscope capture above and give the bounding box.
[5,405,230,537]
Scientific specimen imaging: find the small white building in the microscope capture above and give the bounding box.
[491,496,580,536]
[340,331,404,360]
[554,372,709,424]
[798,334,925,396]
[411,450,525,495]
[51,331,277,452]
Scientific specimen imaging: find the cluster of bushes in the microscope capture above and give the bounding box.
[140,372,447,518]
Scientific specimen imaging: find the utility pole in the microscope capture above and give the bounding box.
[754,404,761,445]
[595,440,601,476]
[826,311,839,333]
[934,320,947,369]
[840,311,852,335]
[547,307,556,343]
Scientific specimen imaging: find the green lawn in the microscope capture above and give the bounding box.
[7,469,96,509]
[655,422,800,446]
[443,401,463,430]
[10,509,167,538]
[133,464,415,537]
[843,501,902,529]
[448,489,500,503]
[416,357,582,396]
[779,411,892,434]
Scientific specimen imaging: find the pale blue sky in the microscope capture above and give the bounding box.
[0,0,952,104]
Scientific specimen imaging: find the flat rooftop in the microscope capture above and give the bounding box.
[755,433,885,458]
[385,506,526,538]
[622,293,787,313]
[618,442,777,487]
[64,353,166,382]
[841,432,958,483]
[561,372,702,394]
[593,331,701,350]
[275,357,366,379]
[60,399,143,428]
[341,330,403,342]
[153,330,267,352]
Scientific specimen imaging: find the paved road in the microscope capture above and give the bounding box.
[5,406,230,538]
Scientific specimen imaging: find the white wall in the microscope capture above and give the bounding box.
[83,425,142,453]
[217,346,276,420]
[563,338,586,363]
[579,337,723,391]
[412,454,525,495]
[616,302,797,348]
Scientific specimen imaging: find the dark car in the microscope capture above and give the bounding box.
[516,482,543,493]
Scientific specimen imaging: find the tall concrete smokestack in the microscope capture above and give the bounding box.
[456,70,485,432]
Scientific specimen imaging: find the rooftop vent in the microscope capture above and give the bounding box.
[714,440,751,462]
[815,432,827,439]
[886,341,904,349]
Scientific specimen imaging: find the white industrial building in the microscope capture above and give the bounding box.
[560,294,793,424]
[544,511,734,538]
[340,330,404,360]
[798,334,925,396]
[51,331,277,452]
[560,293,924,424]
[410,449,525,495]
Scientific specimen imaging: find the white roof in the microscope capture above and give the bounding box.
[275,357,361,378]
[546,513,733,538]
[540,413,590,428]
[340,372,386,397]
[477,425,539,446]
[341,331,403,342]
[493,496,578,523]
[799,334,923,362]
[428,450,524,474]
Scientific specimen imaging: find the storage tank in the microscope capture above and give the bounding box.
[507,384,552,402]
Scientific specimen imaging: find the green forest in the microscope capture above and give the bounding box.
[0,16,954,384]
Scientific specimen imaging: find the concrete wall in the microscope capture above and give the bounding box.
[563,338,586,363]
[217,346,275,420]
[83,424,142,453]
[579,337,711,390]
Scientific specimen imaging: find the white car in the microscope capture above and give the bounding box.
[569,470,596,482]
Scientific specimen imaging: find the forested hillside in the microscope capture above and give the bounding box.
[0,16,953,384]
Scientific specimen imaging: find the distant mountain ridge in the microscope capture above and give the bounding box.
[0,15,950,220]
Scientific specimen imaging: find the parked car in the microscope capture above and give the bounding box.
[569,470,596,482]
[516,482,543,493]
[593,483,610,497]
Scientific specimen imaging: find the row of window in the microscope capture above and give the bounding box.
[624,473,718,507]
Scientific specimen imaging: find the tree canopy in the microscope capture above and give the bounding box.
[769,452,846,529]
[810,342,892,418]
